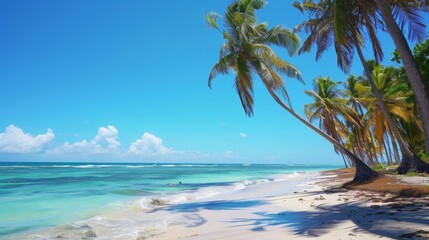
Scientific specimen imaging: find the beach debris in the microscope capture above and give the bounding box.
[151,199,168,206]
[370,205,381,209]
[298,198,304,201]
[314,195,325,200]
[348,233,357,236]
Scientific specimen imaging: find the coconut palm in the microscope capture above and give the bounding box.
[294,0,429,174]
[358,65,417,164]
[343,75,379,166]
[373,0,429,155]
[304,77,361,166]
[207,0,377,182]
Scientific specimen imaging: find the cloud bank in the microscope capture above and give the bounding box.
[0,124,240,161]
[129,132,171,156]
[0,125,54,153]
[52,125,120,154]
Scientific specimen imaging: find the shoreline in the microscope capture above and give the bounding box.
[10,170,320,240]
[149,169,429,240]
[10,169,429,239]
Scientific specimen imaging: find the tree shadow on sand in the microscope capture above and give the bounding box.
[229,201,429,238]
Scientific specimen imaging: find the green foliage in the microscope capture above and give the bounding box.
[207,0,302,116]
[391,38,429,98]
[293,0,429,174]
[404,172,425,177]
[372,163,386,171]
[304,56,425,167]
[206,12,220,30]
[418,150,429,163]
[412,39,429,97]
[372,163,399,173]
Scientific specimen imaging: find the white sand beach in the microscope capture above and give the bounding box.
[148,172,429,240]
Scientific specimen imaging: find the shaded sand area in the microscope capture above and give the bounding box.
[149,170,429,240]
[14,170,429,240]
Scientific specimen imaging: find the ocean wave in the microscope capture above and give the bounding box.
[129,177,273,211]
[45,164,156,169]
[0,163,225,170]
[273,171,317,180]
[124,164,157,168]
[12,171,319,240]
[0,165,34,168]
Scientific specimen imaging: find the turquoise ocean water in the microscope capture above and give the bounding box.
[0,162,339,238]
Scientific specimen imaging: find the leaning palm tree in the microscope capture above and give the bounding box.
[207,0,377,182]
[304,77,361,167]
[373,0,429,155]
[359,65,418,164]
[294,0,429,174]
[344,75,379,165]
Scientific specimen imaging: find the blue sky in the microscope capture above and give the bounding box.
[0,0,427,164]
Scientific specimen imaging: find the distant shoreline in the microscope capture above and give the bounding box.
[0,161,343,167]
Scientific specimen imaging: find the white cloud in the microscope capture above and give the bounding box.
[239,132,248,138]
[52,125,120,154]
[0,124,243,162]
[0,125,55,153]
[129,132,171,156]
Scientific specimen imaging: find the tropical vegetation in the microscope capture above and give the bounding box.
[206,0,429,183]
[206,0,377,183]
[294,0,429,174]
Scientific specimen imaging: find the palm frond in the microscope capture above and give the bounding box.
[208,54,234,88]
[235,55,254,116]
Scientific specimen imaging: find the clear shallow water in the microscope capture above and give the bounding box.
[0,162,339,238]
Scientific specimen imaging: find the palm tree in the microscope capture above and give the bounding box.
[343,75,379,165]
[373,0,429,155]
[207,0,377,182]
[304,77,361,167]
[294,0,429,174]
[359,65,417,164]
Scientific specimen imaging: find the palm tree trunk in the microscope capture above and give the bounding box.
[367,131,378,165]
[376,0,429,155]
[383,138,392,165]
[391,137,400,164]
[354,41,429,174]
[264,87,378,183]
[340,154,348,168]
